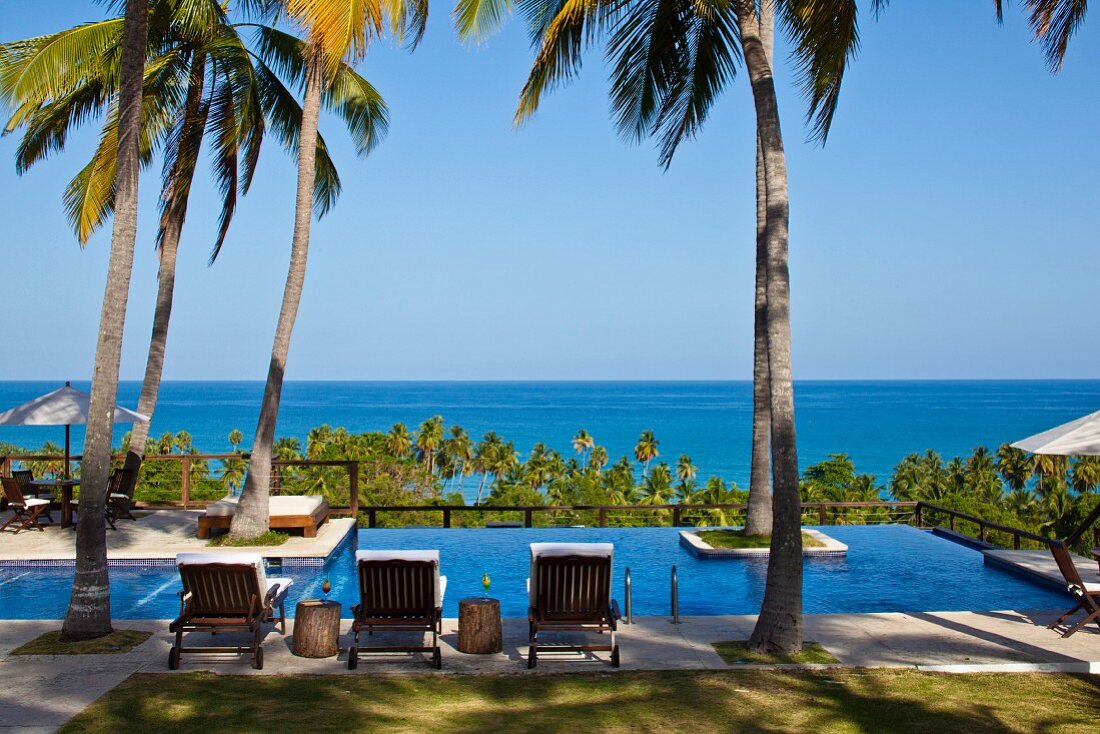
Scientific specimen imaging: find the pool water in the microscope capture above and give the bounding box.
[0,526,1069,619]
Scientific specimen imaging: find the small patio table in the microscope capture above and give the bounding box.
[30,479,79,528]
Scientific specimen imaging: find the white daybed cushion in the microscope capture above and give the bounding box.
[204,494,324,518]
[355,549,446,607]
[175,552,293,598]
[23,498,49,508]
[528,543,613,607]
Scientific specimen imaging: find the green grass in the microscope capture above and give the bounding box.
[695,529,825,549]
[712,641,839,665]
[11,630,151,656]
[59,670,1100,733]
[206,531,289,547]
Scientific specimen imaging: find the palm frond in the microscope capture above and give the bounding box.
[515,0,616,124]
[63,111,118,244]
[454,0,512,43]
[1029,0,1088,70]
[13,80,108,173]
[0,20,124,107]
[325,64,388,155]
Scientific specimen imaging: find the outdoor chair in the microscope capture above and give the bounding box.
[168,552,292,670]
[70,469,132,530]
[348,550,447,670]
[527,542,621,669]
[1,475,53,532]
[1047,541,1100,638]
[12,469,47,500]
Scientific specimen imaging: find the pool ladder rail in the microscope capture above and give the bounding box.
[620,565,680,625]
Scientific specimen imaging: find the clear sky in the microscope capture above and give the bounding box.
[1,1,1096,381]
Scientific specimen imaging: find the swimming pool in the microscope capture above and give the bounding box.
[0,525,1069,619]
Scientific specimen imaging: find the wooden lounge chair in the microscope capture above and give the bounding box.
[168,552,292,670]
[527,542,621,669]
[70,469,132,530]
[348,550,447,670]
[1,475,53,532]
[1047,540,1100,638]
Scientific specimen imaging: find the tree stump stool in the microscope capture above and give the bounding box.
[293,599,342,658]
[458,597,502,654]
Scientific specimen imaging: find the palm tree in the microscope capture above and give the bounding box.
[228,429,244,452]
[385,423,413,459]
[992,0,1089,71]
[572,429,594,465]
[633,430,659,479]
[62,0,147,641]
[1071,456,1100,494]
[472,431,502,504]
[589,445,609,473]
[996,443,1032,493]
[415,416,444,475]
[676,453,698,493]
[3,3,382,492]
[964,446,1001,504]
[443,425,472,493]
[454,0,862,655]
[231,0,426,539]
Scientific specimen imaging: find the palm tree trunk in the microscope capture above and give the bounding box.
[737,0,803,655]
[123,55,207,481]
[230,50,323,540]
[61,0,148,641]
[744,0,775,538]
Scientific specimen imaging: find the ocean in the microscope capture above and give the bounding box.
[1,381,1098,494]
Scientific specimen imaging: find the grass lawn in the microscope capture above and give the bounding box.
[713,640,839,665]
[696,529,825,549]
[11,630,151,655]
[61,670,1099,733]
[207,530,289,547]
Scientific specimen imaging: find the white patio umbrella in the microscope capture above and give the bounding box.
[1011,409,1100,456]
[0,382,148,479]
[1011,409,1100,545]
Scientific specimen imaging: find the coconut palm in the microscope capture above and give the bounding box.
[385,423,413,459]
[231,0,426,539]
[415,416,444,475]
[3,2,383,494]
[443,425,473,493]
[472,431,503,504]
[453,0,866,653]
[964,446,1001,504]
[1033,453,1069,499]
[996,443,1032,493]
[228,428,244,452]
[1070,456,1100,494]
[572,429,594,464]
[633,430,659,479]
[61,0,147,640]
[676,453,698,487]
[589,444,609,473]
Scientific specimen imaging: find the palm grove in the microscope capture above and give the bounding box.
[0,0,1090,654]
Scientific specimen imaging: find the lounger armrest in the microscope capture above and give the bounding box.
[610,599,622,621]
[176,590,192,617]
[264,580,292,606]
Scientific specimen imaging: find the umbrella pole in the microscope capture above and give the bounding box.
[64,424,70,480]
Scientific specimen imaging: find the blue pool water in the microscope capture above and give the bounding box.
[0,526,1069,619]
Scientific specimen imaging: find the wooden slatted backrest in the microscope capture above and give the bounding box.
[108,468,135,499]
[534,555,611,622]
[1049,541,1086,589]
[1,475,28,506]
[12,470,33,492]
[179,564,262,617]
[357,560,436,617]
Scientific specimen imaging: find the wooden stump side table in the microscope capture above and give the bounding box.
[293,599,342,658]
[457,597,502,654]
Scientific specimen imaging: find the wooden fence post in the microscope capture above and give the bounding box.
[368,508,377,528]
[598,507,607,527]
[524,508,533,528]
[349,462,359,518]
[672,505,681,527]
[915,503,923,528]
[0,456,10,477]
[443,508,451,529]
[818,505,828,525]
[180,455,191,509]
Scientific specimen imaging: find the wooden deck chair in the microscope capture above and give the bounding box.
[527,542,621,669]
[106,468,137,523]
[1047,541,1100,638]
[1,476,52,532]
[168,552,292,670]
[12,470,48,500]
[348,550,447,670]
[70,469,132,530]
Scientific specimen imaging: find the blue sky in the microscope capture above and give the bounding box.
[1,1,1097,381]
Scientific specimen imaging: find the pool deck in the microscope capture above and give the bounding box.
[0,510,356,563]
[1,609,1098,731]
[983,548,1099,590]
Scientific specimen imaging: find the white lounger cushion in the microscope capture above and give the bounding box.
[22,498,49,508]
[1081,582,1100,593]
[175,552,292,599]
[204,494,324,517]
[528,543,613,607]
[355,549,446,607]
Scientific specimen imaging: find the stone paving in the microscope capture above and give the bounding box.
[0,512,356,561]
[1,610,1098,732]
[984,548,1099,590]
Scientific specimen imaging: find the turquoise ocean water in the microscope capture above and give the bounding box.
[1,381,1098,498]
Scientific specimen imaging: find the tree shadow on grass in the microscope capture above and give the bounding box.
[61,669,1100,734]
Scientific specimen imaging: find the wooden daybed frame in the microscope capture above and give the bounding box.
[197,499,330,539]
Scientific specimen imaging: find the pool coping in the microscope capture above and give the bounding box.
[0,519,357,568]
[679,527,848,558]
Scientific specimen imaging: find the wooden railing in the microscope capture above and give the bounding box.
[0,453,359,517]
[914,502,1054,550]
[358,501,919,529]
